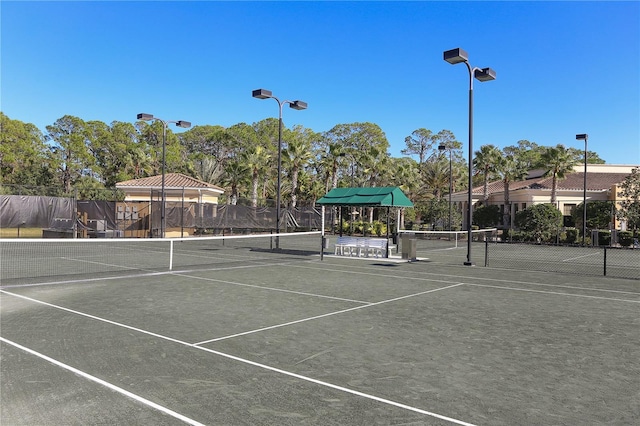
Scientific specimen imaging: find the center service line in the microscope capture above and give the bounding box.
[1,284,475,425]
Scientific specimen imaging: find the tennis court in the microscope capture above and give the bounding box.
[1,233,639,425]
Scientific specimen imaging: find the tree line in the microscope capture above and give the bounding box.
[1,111,615,229]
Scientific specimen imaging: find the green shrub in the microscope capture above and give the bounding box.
[564,228,578,244]
[597,230,611,246]
[373,221,387,236]
[618,231,634,247]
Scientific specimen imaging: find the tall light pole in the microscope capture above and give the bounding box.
[576,133,588,245]
[438,143,453,231]
[443,48,496,266]
[252,89,307,248]
[136,113,191,238]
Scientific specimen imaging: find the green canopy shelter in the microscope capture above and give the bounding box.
[316,186,414,208]
[317,187,414,255]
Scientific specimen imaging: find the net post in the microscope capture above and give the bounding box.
[169,240,174,271]
[603,246,607,276]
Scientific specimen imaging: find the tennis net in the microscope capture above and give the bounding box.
[0,231,322,285]
[397,228,498,250]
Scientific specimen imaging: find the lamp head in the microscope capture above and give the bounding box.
[176,121,191,129]
[289,100,307,110]
[252,89,273,99]
[474,67,496,82]
[438,144,446,151]
[443,48,469,64]
[137,113,154,121]
[575,134,588,141]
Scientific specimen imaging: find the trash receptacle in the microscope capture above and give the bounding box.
[322,236,330,249]
[401,233,417,261]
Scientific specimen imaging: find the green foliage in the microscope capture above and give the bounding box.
[515,204,563,243]
[597,230,611,246]
[473,204,501,228]
[504,140,543,171]
[571,200,615,232]
[474,145,502,202]
[539,144,579,204]
[372,221,387,236]
[616,167,640,231]
[419,198,461,230]
[0,111,619,224]
[618,231,634,247]
[564,228,578,244]
[0,113,52,186]
[339,220,388,237]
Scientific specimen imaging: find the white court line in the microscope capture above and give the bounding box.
[0,271,170,289]
[0,286,475,426]
[0,337,205,426]
[0,290,190,346]
[291,264,474,285]
[466,283,640,304]
[562,252,601,262]
[60,256,154,272]
[193,283,464,345]
[293,263,640,297]
[0,261,296,290]
[177,273,371,305]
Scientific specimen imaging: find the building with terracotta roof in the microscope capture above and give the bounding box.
[450,164,636,230]
[116,173,224,204]
[115,173,224,237]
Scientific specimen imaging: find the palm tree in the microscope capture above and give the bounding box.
[496,152,528,228]
[540,144,578,205]
[421,159,450,200]
[282,128,313,208]
[473,144,502,203]
[241,145,271,207]
[221,160,248,205]
[321,142,347,191]
[389,157,420,229]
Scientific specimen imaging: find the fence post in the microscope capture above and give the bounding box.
[603,246,607,277]
[484,239,489,267]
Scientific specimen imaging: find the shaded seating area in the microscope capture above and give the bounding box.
[317,187,414,258]
[334,236,390,258]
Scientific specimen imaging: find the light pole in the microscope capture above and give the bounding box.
[576,133,588,245]
[443,48,496,266]
[136,113,191,238]
[252,89,307,248]
[438,143,453,231]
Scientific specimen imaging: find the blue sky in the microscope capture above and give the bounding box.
[2,1,639,165]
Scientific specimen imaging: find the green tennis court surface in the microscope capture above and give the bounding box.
[2,236,639,425]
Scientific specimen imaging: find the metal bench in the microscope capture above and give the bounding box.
[334,236,391,258]
[335,236,360,256]
[362,238,388,258]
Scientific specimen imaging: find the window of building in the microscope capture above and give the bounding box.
[563,204,576,216]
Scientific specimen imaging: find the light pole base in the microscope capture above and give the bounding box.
[463,261,475,266]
